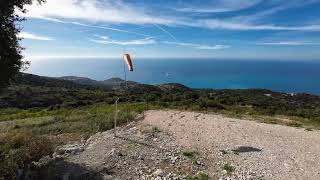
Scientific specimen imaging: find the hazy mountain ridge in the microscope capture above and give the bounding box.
[58,76,101,86]
[157,83,190,92]
[59,75,192,93]
[58,76,152,90]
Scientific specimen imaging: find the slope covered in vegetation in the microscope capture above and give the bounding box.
[1,73,320,179]
[1,73,320,121]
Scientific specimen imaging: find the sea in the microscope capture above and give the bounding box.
[25,58,320,95]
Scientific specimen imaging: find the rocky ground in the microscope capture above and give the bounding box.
[34,115,208,180]
[141,110,320,180]
[33,110,320,180]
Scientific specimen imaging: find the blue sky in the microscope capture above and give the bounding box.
[18,0,320,60]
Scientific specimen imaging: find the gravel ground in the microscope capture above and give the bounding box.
[33,110,320,179]
[35,114,208,180]
[141,110,320,180]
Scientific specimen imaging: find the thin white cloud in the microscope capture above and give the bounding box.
[90,37,156,46]
[18,0,320,33]
[70,21,152,37]
[227,0,320,25]
[69,16,320,33]
[26,18,152,37]
[19,32,53,41]
[162,41,230,50]
[162,41,197,47]
[257,41,320,46]
[93,35,109,40]
[21,0,174,25]
[175,1,320,31]
[198,20,320,31]
[195,45,231,50]
[175,0,262,13]
[153,24,177,40]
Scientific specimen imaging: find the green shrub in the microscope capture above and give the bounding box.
[223,163,234,174]
[183,150,196,158]
[187,171,209,180]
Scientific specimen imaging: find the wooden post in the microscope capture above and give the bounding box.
[114,98,119,137]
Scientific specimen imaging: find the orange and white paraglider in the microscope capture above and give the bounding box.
[123,54,133,71]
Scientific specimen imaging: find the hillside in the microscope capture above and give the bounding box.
[1,73,320,122]
[1,73,320,179]
[58,76,102,87]
[58,76,138,89]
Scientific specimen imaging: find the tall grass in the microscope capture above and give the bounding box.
[0,102,153,179]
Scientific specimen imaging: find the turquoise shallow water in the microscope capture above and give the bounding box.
[26,58,320,95]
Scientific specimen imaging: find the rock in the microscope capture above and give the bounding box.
[153,169,164,177]
[33,155,52,166]
[55,144,84,155]
[108,149,116,156]
[130,127,137,131]
[170,156,178,164]
[103,174,113,180]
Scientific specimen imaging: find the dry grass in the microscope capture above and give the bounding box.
[0,102,154,179]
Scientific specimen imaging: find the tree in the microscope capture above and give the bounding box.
[0,0,45,89]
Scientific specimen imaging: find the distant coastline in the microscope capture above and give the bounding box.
[25,58,320,95]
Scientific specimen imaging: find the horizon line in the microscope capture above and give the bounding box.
[25,56,320,61]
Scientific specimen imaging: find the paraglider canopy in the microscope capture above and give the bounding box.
[123,54,133,72]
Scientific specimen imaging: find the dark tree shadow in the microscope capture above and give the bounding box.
[21,159,106,180]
